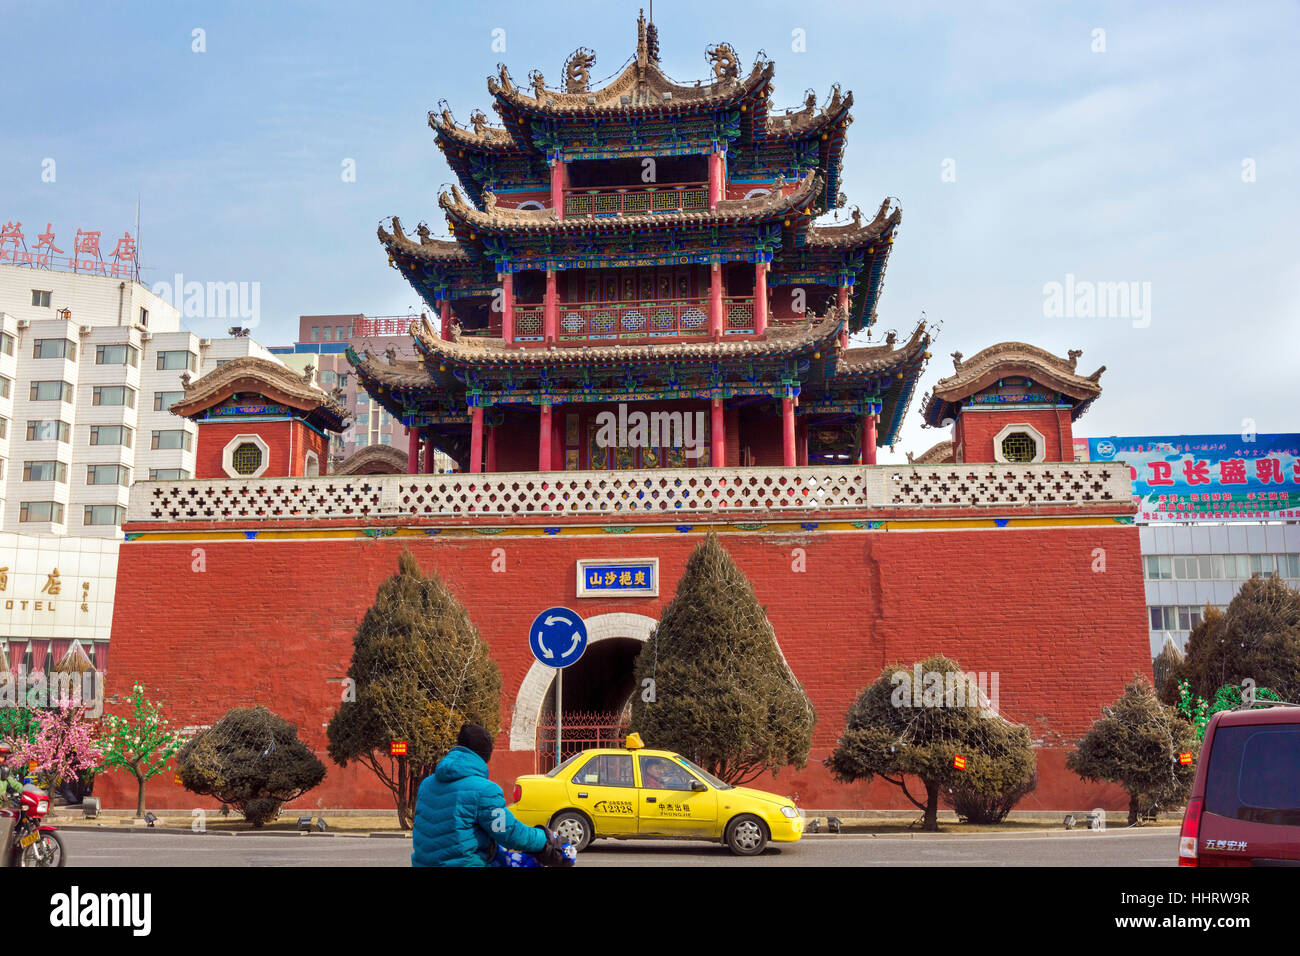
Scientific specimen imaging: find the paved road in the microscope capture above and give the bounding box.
[59,828,1179,867]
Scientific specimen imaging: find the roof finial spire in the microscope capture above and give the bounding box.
[638,7,660,67]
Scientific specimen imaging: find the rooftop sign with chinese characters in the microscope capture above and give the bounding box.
[1088,433,1300,523]
[0,220,138,277]
[0,533,118,643]
[575,559,659,598]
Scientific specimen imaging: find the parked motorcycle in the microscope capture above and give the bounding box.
[0,767,64,867]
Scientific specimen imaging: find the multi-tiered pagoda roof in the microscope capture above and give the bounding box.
[355,13,930,473]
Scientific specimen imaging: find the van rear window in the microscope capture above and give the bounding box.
[1204,724,1300,826]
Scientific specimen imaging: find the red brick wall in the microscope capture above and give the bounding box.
[100,523,1148,813]
[194,420,331,478]
[956,408,1074,463]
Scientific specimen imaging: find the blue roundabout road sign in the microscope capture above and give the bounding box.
[529,607,588,668]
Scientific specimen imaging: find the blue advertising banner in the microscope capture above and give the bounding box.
[1087,434,1300,522]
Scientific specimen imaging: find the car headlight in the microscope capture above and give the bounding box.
[781,806,799,819]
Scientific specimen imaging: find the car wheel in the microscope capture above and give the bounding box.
[550,811,592,852]
[725,814,767,856]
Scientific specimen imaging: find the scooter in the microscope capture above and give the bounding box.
[492,827,577,867]
[0,768,65,867]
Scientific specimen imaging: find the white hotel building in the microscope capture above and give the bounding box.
[0,263,275,680]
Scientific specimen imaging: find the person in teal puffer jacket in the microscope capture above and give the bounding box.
[411,723,549,867]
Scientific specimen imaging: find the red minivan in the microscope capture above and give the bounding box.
[1179,702,1300,866]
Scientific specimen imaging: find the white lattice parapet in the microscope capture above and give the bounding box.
[129,463,1134,525]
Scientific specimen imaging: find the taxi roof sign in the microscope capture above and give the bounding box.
[625,732,644,750]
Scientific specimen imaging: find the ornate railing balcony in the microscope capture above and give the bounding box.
[563,182,709,218]
[510,296,755,344]
[130,462,1134,526]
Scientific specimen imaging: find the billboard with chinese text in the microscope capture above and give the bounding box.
[1087,434,1300,522]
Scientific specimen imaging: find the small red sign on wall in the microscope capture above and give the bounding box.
[390,741,408,756]
[952,754,966,770]
[1178,752,1192,765]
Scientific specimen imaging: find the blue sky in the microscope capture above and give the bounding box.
[2,0,1296,455]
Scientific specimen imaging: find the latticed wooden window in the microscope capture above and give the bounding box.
[231,442,263,475]
[1000,432,1037,462]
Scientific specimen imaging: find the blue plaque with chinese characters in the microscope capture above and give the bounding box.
[575,559,659,598]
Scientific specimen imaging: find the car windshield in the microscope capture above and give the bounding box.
[545,753,583,778]
[673,755,733,790]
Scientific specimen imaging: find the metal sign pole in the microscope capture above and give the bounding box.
[555,668,563,768]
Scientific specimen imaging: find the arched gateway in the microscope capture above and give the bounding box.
[509,612,658,753]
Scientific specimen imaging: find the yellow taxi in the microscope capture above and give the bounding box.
[508,733,804,856]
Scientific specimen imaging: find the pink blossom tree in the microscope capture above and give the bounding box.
[7,695,103,793]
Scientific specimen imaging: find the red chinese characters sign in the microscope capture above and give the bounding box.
[0,220,137,276]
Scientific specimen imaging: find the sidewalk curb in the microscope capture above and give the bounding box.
[802,825,1181,841]
[53,824,410,838]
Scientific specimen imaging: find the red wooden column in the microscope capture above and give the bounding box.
[544,269,558,343]
[485,422,498,473]
[469,407,484,474]
[796,421,808,466]
[837,283,851,349]
[407,427,419,474]
[538,404,553,472]
[423,436,435,474]
[753,261,768,335]
[710,398,725,468]
[709,263,723,341]
[782,397,797,467]
[550,157,566,221]
[501,271,515,344]
[439,299,452,341]
[862,412,878,465]
[708,147,724,211]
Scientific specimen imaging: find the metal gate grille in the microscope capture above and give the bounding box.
[535,710,630,773]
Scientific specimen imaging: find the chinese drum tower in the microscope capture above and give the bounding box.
[103,16,1151,814]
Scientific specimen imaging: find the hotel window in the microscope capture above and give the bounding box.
[151,429,192,451]
[149,468,188,480]
[156,350,196,371]
[154,390,185,411]
[1279,554,1300,577]
[89,424,132,447]
[33,338,75,360]
[1248,554,1276,577]
[0,375,9,398]
[311,327,320,342]
[93,386,136,408]
[30,290,52,308]
[336,326,345,340]
[87,464,129,486]
[22,460,67,483]
[26,420,70,443]
[322,326,332,341]
[96,344,139,366]
[19,501,63,523]
[29,380,73,403]
[84,504,126,526]
[0,417,6,439]
[139,308,149,327]
[0,332,12,356]
[1142,555,1172,580]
